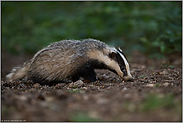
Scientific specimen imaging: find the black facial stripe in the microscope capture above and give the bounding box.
[114,52,128,76]
[108,50,129,76]
[117,48,127,60]
[115,52,125,68]
[121,68,128,76]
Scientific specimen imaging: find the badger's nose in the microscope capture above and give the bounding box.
[128,77,134,81]
[123,76,134,81]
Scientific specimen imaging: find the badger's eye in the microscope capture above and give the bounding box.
[121,67,126,71]
[109,52,116,59]
[121,67,127,73]
[121,68,127,76]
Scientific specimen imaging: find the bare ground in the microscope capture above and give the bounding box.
[1,51,182,122]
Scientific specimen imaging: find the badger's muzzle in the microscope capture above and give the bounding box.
[123,75,133,81]
[120,68,133,81]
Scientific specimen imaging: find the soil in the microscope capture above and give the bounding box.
[1,51,182,122]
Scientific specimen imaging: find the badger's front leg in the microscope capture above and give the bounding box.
[81,69,96,82]
[71,68,96,82]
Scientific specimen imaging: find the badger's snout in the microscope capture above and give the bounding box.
[117,70,133,81]
[123,75,133,81]
[108,48,133,82]
[121,69,133,81]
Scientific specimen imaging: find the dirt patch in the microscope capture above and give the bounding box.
[1,51,182,122]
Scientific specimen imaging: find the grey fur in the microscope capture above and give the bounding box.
[6,38,132,83]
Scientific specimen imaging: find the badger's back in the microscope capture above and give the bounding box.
[28,39,108,82]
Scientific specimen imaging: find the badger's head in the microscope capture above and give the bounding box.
[88,46,133,81]
[108,47,133,81]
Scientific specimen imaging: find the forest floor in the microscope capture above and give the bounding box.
[1,51,182,122]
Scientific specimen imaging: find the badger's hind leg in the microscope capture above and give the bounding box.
[71,68,96,82]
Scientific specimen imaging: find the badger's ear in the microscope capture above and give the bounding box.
[109,52,116,59]
[117,47,123,53]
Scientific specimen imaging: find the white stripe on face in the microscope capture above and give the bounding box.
[117,47,123,52]
[88,47,132,81]
[116,50,132,78]
[108,46,132,79]
[87,50,124,78]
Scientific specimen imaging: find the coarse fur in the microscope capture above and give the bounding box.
[6,38,132,84]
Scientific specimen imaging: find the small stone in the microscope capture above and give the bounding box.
[68,82,75,88]
[55,83,66,89]
[104,76,110,79]
[18,95,28,101]
[69,80,84,88]
[160,70,168,75]
[122,87,128,91]
[163,82,170,87]
[45,96,54,102]
[5,87,10,90]
[141,65,146,69]
[33,83,41,88]
[81,87,88,90]
[146,84,155,87]
[89,85,98,91]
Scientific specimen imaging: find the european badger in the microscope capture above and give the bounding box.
[6,39,133,84]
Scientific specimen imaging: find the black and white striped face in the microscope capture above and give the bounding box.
[87,46,132,81]
[108,48,132,81]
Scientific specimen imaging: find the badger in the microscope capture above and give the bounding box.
[6,38,133,84]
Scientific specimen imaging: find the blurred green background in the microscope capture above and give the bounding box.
[1,1,182,59]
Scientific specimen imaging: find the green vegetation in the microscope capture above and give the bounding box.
[68,89,84,93]
[2,2,182,58]
[155,84,160,87]
[71,112,100,122]
[139,75,146,78]
[140,93,174,111]
[68,89,80,93]
[124,93,181,113]
[161,62,175,68]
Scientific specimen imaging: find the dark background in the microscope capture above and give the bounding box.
[2,1,182,59]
